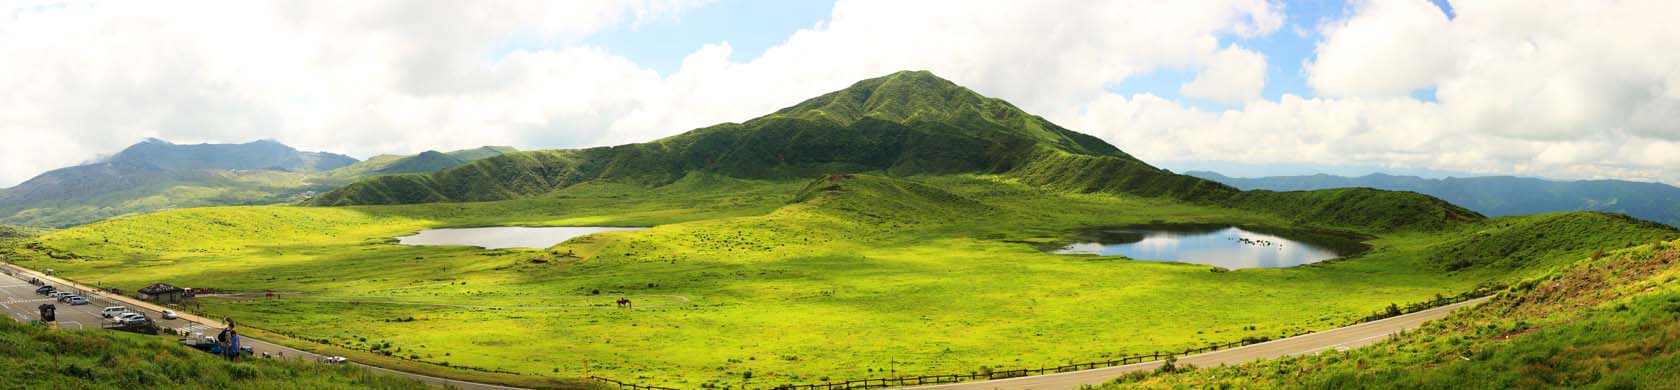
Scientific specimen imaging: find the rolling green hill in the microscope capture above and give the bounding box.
[0,141,515,228]
[311,71,1477,232]
[1189,171,1680,227]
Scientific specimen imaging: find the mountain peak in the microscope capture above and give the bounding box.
[756,70,1127,158]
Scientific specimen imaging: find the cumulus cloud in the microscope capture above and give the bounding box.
[0,0,1676,189]
[1306,0,1455,98]
[1180,45,1268,104]
[1079,0,1680,185]
[0,0,1282,187]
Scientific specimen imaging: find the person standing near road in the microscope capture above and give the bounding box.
[217,320,241,362]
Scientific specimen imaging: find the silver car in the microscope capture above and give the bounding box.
[116,313,149,325]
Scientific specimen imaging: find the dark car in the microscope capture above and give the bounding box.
[35,286,55,295]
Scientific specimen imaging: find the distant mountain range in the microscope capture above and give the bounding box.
[0,139,515,228]
[1186,171,1680,227]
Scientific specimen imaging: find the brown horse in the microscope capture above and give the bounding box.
[616,297,632,308]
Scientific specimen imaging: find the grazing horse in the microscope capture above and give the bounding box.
[616,297,633,308]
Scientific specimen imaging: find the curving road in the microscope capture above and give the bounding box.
[900,297,1490,390]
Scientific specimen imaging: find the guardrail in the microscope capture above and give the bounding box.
[591,376,679,390]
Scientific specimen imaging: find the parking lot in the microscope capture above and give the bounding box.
[0,269,209,334]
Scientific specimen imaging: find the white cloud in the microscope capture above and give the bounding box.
[1306,0,1455,98]
[0,0,1676,190]
[0,0,1284,187]
[1180,45,1267,104]
[1071,0,1680,186]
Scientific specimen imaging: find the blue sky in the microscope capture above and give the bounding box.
[584,0,834,74]
[561,0,1453,113]
[566,0,1465,177]
[580,0,1455,109]
[7,0,1674,187]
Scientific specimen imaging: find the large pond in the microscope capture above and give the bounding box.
[1049,225,1364,269]
[397,226,647,249]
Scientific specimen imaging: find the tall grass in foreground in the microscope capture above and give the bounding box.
[0,319,427,389]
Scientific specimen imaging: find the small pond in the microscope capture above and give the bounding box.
[397,226,647,249]
[1049,225,1363,269]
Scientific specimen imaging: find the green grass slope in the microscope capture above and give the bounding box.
[14,171,1671,387]
[0,142,517,228]
[309,71,1144,206]
[1190,171,1680,227]
[0,320,427,389]
[310,71,1478,233]
[375,151,468,174]
[1427,212,1676,272]
[1096,238,1680,389]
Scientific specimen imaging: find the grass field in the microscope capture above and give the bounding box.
[1096,238,1680,389]
[4,173,1671,388]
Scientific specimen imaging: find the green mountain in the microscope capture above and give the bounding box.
[310,71,1478,232]
[443,146,519,161]
[0,140,515,228]
[111,138,357,172]
[1187,171,1680,227]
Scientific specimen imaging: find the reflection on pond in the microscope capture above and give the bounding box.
[1050,225,1360,269]
[397,226,647,249]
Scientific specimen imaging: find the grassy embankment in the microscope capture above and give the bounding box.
[6,172,1671,388]
[0,319,430,389]
[1094,237,1680,389]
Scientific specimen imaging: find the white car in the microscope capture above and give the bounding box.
[116,313,149,325]
[102,306,130,318]
[161,309,178,320]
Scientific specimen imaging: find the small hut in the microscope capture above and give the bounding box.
[139,283,185,304]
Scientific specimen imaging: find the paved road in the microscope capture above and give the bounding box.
[0,262,526,390]
[902,297,1490,390]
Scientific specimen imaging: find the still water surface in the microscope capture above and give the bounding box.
[1051,225,1354,269]
[397,226,646,249]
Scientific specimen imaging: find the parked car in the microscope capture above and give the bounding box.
[49,292,72,300]
[102,306,130,318]
[161,309,178,320]
[57,294,78,303]
[67,296,90,305]
[35,286,55,295]
[320,356,348,364]
[116,313,149,325]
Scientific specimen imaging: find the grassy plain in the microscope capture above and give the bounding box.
[1096,238,1680,389]
[4,173,1671,388]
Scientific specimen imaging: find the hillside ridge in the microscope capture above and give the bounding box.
[310,71,1481,232]
[1188,170,1680,227]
